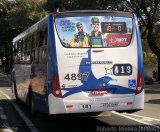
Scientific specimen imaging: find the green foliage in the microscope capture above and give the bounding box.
[141,31,157,66]
[0,0,160,72]
[143,50,158,66]
[45,0,130,12]
[0,0,11,46]
[0,0,48,72]
[0,0,48,44]
[141,22,160,67]
[8,0,47,34]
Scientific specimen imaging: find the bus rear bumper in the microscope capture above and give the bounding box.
[132,90,144,110]
[48,92,144,115]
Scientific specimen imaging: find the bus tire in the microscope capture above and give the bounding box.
[29,87,37,118]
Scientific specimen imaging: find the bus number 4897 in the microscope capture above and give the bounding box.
[64,72,90,81]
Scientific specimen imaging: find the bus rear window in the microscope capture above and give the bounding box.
[55,16,132,48]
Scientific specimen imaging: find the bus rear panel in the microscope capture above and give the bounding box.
[47,11,144,114]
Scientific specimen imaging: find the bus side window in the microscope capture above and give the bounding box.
[13,43,18,55]
[32,33,36,48]
[17,40,21,62]
[36,31,40,48]
[14,43,18,63]
[35,48,39,64]
[44,28,47,45]
[25,38,28,51]
[23,39,26,52]
[21,52,25,64]
[20,40,24,62]
[39,47,43,64]
[28,36,31,50]
[30,50,35,63]
[39,30,43,47]
[27,37,31,51]
[24,51,30,64]
[38,27,47,64]
[42,47,46,64]
[39,46,46,64]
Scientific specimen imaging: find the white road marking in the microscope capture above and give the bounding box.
[0,90,39,132]
[123,113,160,122]
[112,111,160,129]
[2,121,11,130]
[6,89,11,91]
[2,129,14,132]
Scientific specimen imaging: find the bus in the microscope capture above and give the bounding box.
[11,10,144,115]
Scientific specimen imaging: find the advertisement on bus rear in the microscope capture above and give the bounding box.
[55,16,132,48]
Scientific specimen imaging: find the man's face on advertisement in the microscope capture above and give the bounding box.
[77,25,83,32]
[92,23,99,32]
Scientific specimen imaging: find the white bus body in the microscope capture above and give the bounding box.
[12,11,144,115]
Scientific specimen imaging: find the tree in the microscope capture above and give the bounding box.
[8,0,47,36]
[0,0,48,72]
[0,0,12,72]
[124,0,160,81]
[46,0,126,11]
[0,0,10,45]
[46,0,160,81]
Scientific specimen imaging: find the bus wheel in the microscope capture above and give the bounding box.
[29,88,37,118]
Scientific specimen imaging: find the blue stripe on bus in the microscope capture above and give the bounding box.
[62,48,135,98]
[48,14,59,94]
[134,14,144,88]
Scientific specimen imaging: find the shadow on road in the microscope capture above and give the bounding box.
[145,99,160,104]
[15,99,110,132]
[145,90,160,94]
[0,99,30,132]
[0,83,11,87]
[0,73,11,87]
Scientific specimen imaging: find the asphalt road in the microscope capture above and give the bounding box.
[0,73,11,87]
[0,73,160,132]
[126,83,160,125]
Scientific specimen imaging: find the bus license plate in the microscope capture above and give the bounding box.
[113,64,132,76]
[91,90,108,95]
[80,104,93,109]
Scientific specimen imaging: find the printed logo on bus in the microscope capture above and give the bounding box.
[107,34,131,47]
[101,102,119,108]
[91,90,108,95]
[128,79,136,89]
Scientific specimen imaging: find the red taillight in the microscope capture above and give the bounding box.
[136,72,143,95]
[66,105,73,109]
[52,74,62,98]
[127,102,133,105]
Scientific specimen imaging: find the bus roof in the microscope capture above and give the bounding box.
[56,10,133,18]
